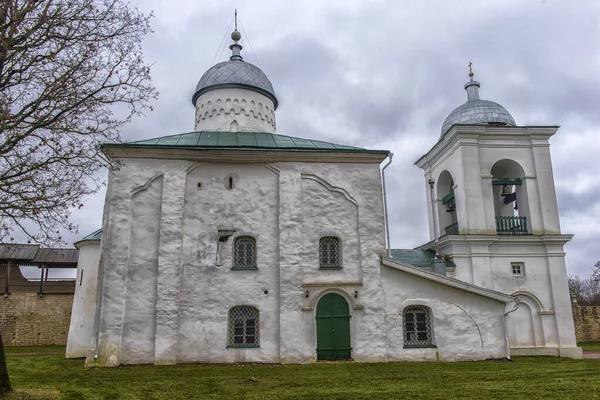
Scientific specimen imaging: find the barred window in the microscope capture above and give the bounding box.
[228,306,259,348]
[234,236,256,270]
[319,237,341,269]
[403,305,434,347]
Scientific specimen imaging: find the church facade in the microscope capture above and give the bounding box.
[66,26,581,366]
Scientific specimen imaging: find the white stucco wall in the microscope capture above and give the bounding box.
[430,236,580,358]
[86,156,390,366]
[194,88,276,133]
[382,265,508,361]
[177,164,280,363]
[66,243,101,358]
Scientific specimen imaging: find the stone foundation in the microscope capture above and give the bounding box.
[0,292,74,346]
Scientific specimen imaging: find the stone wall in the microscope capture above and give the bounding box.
[0,292,74,346]
[572,304,600,343]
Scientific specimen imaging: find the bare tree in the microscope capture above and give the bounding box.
[592,261,600,282]
[569,261,600,306]
[0,0,157,245]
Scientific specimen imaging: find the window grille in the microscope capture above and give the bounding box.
[319,237,340,269]
[234,236,256,269]
[403,305,434,347]
[228,306,259,347]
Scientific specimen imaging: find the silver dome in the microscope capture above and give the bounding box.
[441,79,515,135]
[192,60,278,109]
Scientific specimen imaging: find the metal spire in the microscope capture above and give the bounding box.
[465,61,480,101]
[230,9,243,61]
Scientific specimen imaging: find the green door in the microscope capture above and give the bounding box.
[316,293,351,360]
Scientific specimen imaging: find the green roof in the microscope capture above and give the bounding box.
[103,131,388,154]
[80,229,102,242]
[73,228,102,249]
[389,249,456,269]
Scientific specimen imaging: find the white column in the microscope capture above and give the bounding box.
[278,170,307,363]
[92,173,132,367]
[460,144,489,233]
[154,168,187,365]
[545,243,578,348]
[530,140,561,233]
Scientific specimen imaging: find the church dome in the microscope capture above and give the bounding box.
[441,71,515,136]
[192,60,277,109]
[192,23,278,133]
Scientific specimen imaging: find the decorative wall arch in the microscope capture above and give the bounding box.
[308,287,360,311]
[130,174,164,195]
[300,174,362,279]
[507,291,546,347]
[386,299,485,359]
[510,291,546,312]
[300,174,359,207]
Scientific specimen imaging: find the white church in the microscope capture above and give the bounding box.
[66,23,581,366]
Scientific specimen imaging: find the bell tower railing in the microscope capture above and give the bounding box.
[495,216,528,235]
[444,222,459,235]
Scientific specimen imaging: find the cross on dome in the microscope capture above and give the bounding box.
[230,9,243,61]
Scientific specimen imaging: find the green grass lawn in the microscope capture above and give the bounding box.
[2,354,600,400]
[580,342,600,352]
[4,346,65,355]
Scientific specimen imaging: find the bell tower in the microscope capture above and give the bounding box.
[416,68,562,240]
[414,65,580,358]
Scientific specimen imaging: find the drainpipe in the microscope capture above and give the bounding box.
[381,153,394,258]
[502,298,520,360]
[428,178,440,256]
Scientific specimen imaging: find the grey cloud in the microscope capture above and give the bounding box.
[27,0,598,278]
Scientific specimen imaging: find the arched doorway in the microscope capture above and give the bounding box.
[316,293,351,360]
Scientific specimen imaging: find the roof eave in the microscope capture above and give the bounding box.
[73,239,100,250]
[102,146,390,164]
[415,124,561,168]
[381,257,515,303]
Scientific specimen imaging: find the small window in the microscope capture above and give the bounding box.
[225,174,237,189]
[233,236,256,270]
[512,262,524,276]
[403,305,434,348]
[228,306,259,348]
[319,237,341,269]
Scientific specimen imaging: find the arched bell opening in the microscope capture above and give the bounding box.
[491,159,530,235]
[437,170,458,236]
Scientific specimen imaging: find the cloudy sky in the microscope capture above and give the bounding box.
[58,0,599,276]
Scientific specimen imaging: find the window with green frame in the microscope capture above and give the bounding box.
[228,305,259,348]
[319,236,341,269]
[403,305,435,348]
[233,236,256,270]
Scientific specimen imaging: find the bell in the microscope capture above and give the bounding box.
[445,198,456,213]
[500,184,512,197]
